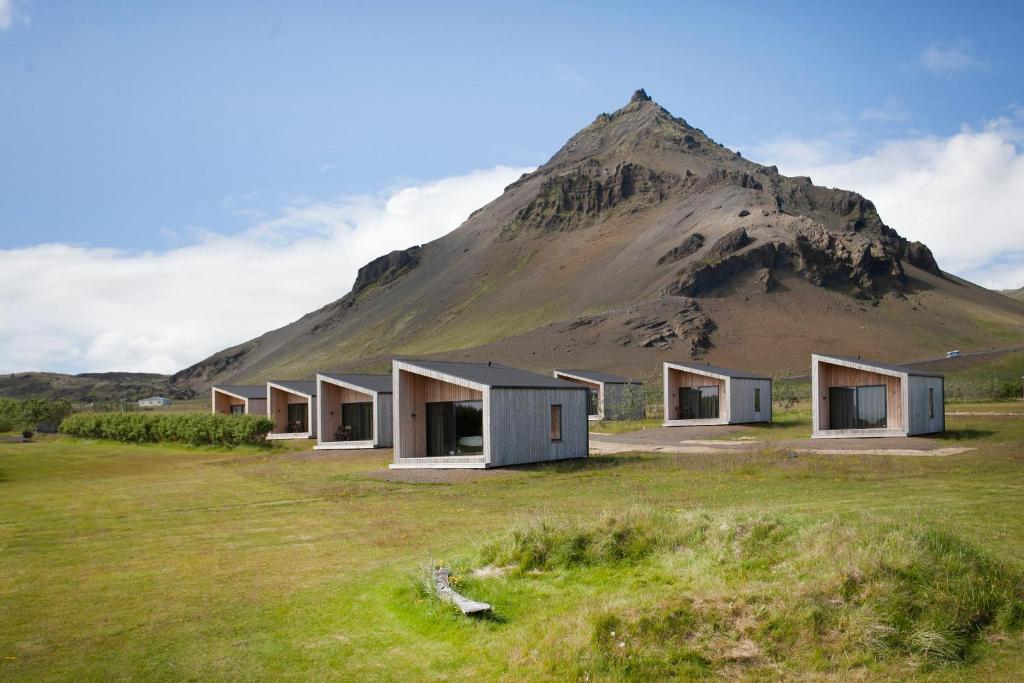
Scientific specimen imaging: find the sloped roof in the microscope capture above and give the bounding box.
[815,354,944,378]
[267,380,317,396]
[319,373,393,394]
[397,360,586,390]
[666,361,770,381]
[212,384,266,400]
[554,369,641,384]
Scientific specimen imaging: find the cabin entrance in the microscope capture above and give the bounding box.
[426,400,483,456]
[828,385,887,429]
[287,403,308,432]
[679,386,719,419]
[341,402,373,441]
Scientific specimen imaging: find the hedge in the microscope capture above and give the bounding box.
[59,412,274,446]
[0,397,74,432]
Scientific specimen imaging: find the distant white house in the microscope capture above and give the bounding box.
[138,396,172,408]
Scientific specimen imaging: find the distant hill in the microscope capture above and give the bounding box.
[1003,287,1024,302]
[0,371,194,403]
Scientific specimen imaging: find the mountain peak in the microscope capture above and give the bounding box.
[630,88,653,103]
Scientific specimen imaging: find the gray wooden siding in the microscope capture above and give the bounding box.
[728,378,772,424]
[376,393,394,447]
[907,375,944,435]
[487,388,588,467]
[246,398,267,416]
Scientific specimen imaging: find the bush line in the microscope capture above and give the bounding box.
[59,412,274,446]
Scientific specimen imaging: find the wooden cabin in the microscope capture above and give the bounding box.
[663,361,772,426]
[315,373,393,450]
[812,354,944,438]
[266,380,318,439]
[552,369,645,421]
[210,385,267,416]
[391,359,589,469]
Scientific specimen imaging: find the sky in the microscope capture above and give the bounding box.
[1,1,1022,374]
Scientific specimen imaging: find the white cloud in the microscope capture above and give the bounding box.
[750,119,1024,289]
[0,0,13,29]
[860,98,910,123]
[552,64,586,89]
[0,165,531,374]
[919,41,988,77]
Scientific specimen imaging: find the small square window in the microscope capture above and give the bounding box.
[550,404,562,441]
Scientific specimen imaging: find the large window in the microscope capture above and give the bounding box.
[287,403,308,432]
[586,389,599,417]
[341,402,373,441]
[230,404,244,415]
[828,385,887,430]
[426,400,483,457]
[679,386,719,419]
[550,404,562,441]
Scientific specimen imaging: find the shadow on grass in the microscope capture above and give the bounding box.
[521,454,645,474]
[929,429,997,442]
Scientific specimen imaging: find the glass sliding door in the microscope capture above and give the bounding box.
[341,401,373,441]
[287,403,307,432]
[587,389,599,417]
[828,385,887,429]
[426,400,483,456]
[678,386,719,419]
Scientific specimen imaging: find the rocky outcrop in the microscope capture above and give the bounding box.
[501,161,677,237]
[352,246,423,294]
[620,299,715,356]
[658,233,705,265]
[705,228,753,262]
[902,240,941,275]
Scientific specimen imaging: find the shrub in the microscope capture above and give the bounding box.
[0,397,73,432]
[59,412,273,447]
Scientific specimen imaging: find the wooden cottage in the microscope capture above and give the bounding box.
[663,362,772,426]
[812,354,944,438]
[266,380,317,439]
[315,373,393,450]
[210,385,267,416]
[391,359,589,469]
[552,369,645,421]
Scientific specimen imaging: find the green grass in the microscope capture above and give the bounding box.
[3,408,1024,680]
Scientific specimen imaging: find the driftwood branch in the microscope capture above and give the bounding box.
[433,568,491,615]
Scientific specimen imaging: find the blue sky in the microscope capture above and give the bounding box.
[0,1,1022,373]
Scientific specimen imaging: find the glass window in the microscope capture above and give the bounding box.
[230,404,244,415]
[550,404,562,441]
[828,385,886,429]
[341,402,373,441]
[679,386,719,419]
[587,389,599,417]
[929,388,935,419]
[426,400,483,456]
[287,403,307,432]
[754,387,761,413]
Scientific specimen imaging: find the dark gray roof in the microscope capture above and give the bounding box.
[267,380,317,396]
[398,360,587,390]
[212,384,266,400]
[319,373,393,394]
[667,361,770,381]
[554,369,641,384]
[816,354,944,378]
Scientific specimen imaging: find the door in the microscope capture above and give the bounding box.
[341,402,374,441]
[679,386,718,419]
[287,403,307,432]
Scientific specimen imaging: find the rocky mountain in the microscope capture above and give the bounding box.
[167,90,1024,387]
[0,371,194,403]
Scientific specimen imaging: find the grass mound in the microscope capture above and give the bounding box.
[459,509,1024,678]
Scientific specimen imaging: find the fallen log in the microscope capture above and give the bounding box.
[433,568,491,615]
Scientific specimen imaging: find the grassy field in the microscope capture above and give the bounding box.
[3,406,1024,680]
